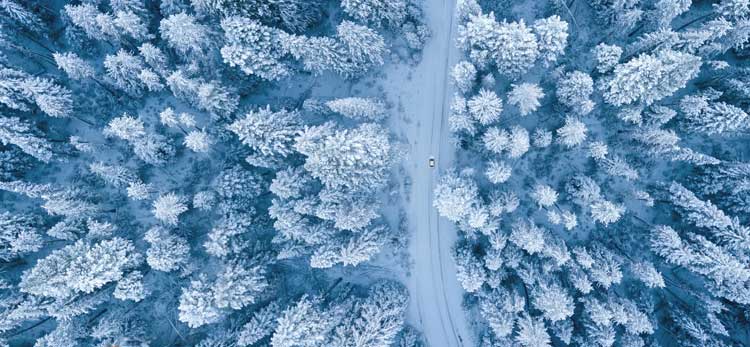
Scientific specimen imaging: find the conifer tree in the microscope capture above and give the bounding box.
[556,116,587,148]
[468,89,503,125]
[271,296,334,347]
[531,283,574,322]
[20,238,142,299]
[533,16,569,67]
[593,43,623,73]
[229,106,302,160]
[160,13,213,59]
[452,61,477,93]
[508,83,544,116]
[295,122,391,191]
[238,302,280,346]
[144,226,189,272]
[494,19,539,77]
[457,12,501,68]
[0,212,42,261]
[679,92,750,135]
[556,71,594,115]
[104,50,147,95]
[0,116,54,162]
[341,0,408,27]
[602,49,701,106]
[326,97,387,121]
[434,170,479,222]
[53,52,96,81]
[152,192,188,226]
[220,16,289,81]
[0,0,45,34]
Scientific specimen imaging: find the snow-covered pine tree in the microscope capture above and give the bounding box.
[0,67,73,118]
[204,211,255,258]
[556,71,594,115]
[515,314,551,347]
[453,242,487,292]
[679,91,750,135]
[0,0,45,34]
[340,0,408,27]
[651,225,750,304]
[653,0,691,28]
[184,130,212,153]
[144,226,189,272]
[590,200,625,226]
[531,184,558,208]
[433,170,480,222]
[178,275,222,328]
[508,83,544,116]
[196,80,238,117]
[152,192,188,226]
[486,160,512,184]
[138,43,168,74]
[271,296,335,347]
[533,16,569,67]
[556,116,588,148]
[0,116,54,162]
[602,49,701,106]
[531,282,575,322]
[237,302,280,346]
[53,52,95,81]
[89,162,137,188]
[0,212,42,261]
[468,89,503,125]
[113,270,147,302]
[510,219,546,255]
[667,181,750,251]
[103,50,147,95]
[213,259,269,310]
[229,106,302,161]
[295,122,391,191]
[452,61,477,93]
[593,43,623,73]
[329,281,408,347]
[457,10,499,68]
[335,20,388,77]
[325,97,387,121]
[160,13,213,59]
[507,125,530,158]
[494,19,539,77]
[220,16,289,81]
[20,237,142,299]
[64,3,118,42]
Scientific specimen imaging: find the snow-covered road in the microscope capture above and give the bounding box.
[384,0,473,346]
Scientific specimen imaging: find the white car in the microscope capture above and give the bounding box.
[428,157,435,168]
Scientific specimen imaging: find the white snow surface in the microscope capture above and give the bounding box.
[383,0,474,346]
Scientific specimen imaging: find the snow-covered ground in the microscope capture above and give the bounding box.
[383,0,474,346]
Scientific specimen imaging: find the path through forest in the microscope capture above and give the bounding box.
[384,0,472,346]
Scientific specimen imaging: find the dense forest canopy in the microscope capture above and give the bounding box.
[1,0,750,346]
